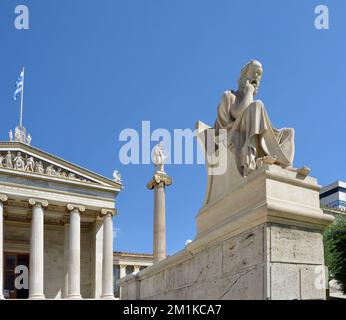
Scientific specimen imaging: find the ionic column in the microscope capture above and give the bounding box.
[63,216,70,299]
[147,172,172,263]
[67,204,85,299]
[0,194,8,300]
[28,198,48,300]
[100,209,117,299]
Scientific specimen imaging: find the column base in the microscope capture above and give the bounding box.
[0,295,5,300]
[29,294,46,300]
[101,294,116,300]
[67,294,83,300]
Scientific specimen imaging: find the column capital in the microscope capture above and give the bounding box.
[147,172,172,190]
[67,204,85,213]
[100,208,117,217]
[0,194,8,203]
[29,198,49,208]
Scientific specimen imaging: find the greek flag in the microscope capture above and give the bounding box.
[13,69,24,100]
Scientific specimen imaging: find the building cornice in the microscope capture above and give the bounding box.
[113,251,154,258]
[0,141,122,191]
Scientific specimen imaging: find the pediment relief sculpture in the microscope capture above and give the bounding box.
[0,150,93,183]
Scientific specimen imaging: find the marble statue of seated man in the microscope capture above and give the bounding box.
[214,60,309,177]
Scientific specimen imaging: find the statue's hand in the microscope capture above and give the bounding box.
[244,80,255,96]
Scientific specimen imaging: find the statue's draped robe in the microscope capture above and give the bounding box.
[214,91,294,176]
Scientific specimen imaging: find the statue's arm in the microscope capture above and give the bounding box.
[230,84,254,119]
[215,91,236,129]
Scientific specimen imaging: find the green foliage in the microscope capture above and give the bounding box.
[324,214,346,294]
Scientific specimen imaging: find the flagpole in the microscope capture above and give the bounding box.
[19,67,25,127]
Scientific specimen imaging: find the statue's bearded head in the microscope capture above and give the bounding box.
[238,60,263,96]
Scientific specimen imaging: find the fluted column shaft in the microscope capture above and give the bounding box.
[63,220,70,298]
[101,209,116,299]
[29,199,48,299]
[67,205,84,299]
[0,195,8,300]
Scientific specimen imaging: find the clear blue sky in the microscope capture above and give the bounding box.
[0,0,345,255]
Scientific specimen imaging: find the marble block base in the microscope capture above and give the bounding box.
[120,165,333,300]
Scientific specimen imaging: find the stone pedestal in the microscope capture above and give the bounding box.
[120,165,333,300]
[147,172,172,263]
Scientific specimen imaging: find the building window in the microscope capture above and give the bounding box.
[126,265,134,275]
[139,266,147,271]
[113,265,120,298]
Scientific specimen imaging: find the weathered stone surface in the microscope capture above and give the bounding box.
[219,266,264,300]
[173,262,188,289]
[270,263,300,300]
[187,244,222,284]
[152,268,174,295]
[270,224,324,264]
[222,225,264,276]
[122,223,328,300]
[300,265,326,300]
[140,276,154,298]
[127,280,139,299]
[148,288,186,300]
[186,265,264,300]
[121,285,129,300]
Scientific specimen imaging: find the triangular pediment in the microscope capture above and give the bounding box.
[0,142,122,191]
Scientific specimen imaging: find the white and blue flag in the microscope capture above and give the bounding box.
[13,69,24,100]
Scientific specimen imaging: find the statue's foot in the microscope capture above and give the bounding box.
[256,156,277,168]
[261,155,277,165]
[285,165,311,176]
[296,166,311,176]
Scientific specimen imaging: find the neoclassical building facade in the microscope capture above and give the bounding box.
[113,251,153,298]
[0,127,122,299]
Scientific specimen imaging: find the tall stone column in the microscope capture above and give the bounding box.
[28,199,48,300]
[67,204,85,299]
[0,194,8,300]
[63,216,70,299]
[147,172,172,263]
[100,208,117,299]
